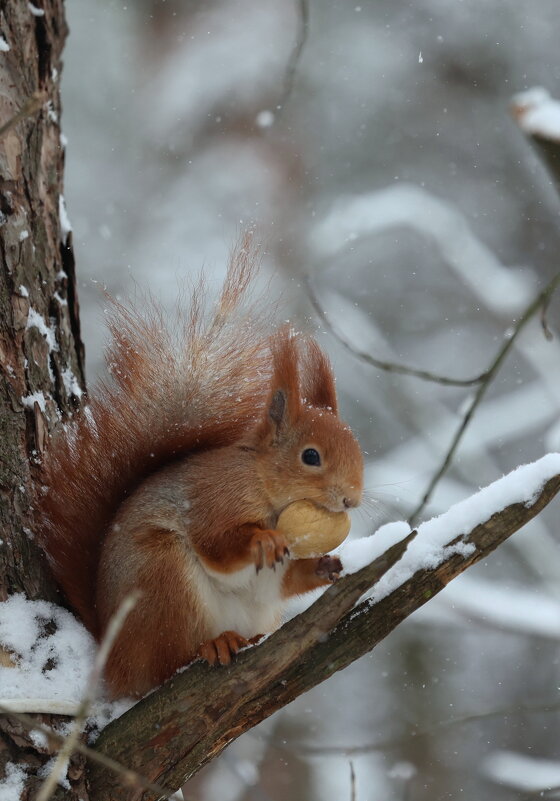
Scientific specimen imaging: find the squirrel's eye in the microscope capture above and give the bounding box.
[302,448,321,466]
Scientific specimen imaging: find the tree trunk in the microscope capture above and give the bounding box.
[0,0,86,796]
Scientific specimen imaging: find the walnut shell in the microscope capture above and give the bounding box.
[276,500,351,558]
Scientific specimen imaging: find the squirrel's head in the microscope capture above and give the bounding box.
[250,330,363,515]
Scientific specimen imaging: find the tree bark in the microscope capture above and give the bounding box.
[0,1,86,796]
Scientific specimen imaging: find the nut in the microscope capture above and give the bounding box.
[276,500,350,558]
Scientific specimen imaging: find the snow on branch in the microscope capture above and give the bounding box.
[512,88,560,143]
[512,87,560,193]
[88,454,560,800]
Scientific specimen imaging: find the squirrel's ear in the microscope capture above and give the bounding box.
[257,327,301,441]
[301,338,339,415]
[269,389,287,427]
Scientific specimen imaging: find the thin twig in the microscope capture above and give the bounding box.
[0,91,47,139]
[305,276,490,387]
[276,0,309,115]
[36,592,140,801]
[0,705,182,800]
[349,761,356,801]
[409,273,560,524]
[540,289,555,341]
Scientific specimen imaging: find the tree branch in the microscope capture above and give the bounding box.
[87,470,560,800]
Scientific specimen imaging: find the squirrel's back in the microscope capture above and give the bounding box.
[36,239,273,633]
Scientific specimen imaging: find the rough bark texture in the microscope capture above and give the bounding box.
[0,0,86,796]
[87,473,560,801]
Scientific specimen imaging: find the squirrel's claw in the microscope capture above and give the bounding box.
[250,530,290,572]
[199,630,250,666]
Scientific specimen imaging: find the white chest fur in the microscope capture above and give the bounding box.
[187,555,287,639]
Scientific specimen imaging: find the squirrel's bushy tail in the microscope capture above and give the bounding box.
[37,238,273,634]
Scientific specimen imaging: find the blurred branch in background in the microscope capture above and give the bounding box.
[409,273,560,524]
[305,275,491,387]
[277,0,309,117]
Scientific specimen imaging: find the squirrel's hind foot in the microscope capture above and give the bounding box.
[199,630,259,666]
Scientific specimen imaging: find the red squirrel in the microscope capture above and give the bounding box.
[37,242,364,697]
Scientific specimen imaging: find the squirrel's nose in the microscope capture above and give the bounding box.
[343,496,359,509]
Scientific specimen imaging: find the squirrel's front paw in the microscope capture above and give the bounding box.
[250,530,290,572]
[315,555,343,582]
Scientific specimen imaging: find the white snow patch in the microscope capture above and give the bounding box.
[21,391,47,413]
[0,595,96,712]
[18,284,29,297]
[28,2,45,16]
[58,195,72,242]
[512,87,560,140]
[0,763,27,801]
[337,454,560,603]
[62,367,83,398]
[483,750,560,792]
[19,230,29,242]
[38,756,70,790]
[0,595,134,725]
[418,51,423,63]
[86,697,134,736]
[28,728,49,749]
[0,36,10,53]
[26,307,58,351]
[47,101,58,124]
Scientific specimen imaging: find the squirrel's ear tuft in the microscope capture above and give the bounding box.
[301,338,338,415]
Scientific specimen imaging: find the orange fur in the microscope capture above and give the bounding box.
[37,239,364,697]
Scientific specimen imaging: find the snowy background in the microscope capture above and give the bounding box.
[60,1,560,799]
